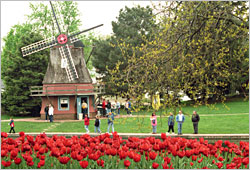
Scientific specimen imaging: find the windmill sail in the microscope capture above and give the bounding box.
[21,37,57,56]
[59,45,79,81]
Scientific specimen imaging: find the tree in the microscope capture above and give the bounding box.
[92,5,157,96]
[109,1,249,114]
[1,24,49,116]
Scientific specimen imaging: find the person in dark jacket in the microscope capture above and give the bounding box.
[8,118,15,133]
[44,104,49,122]
[106,100,111,114]
[192,110,200,134]
[167,112,175,134]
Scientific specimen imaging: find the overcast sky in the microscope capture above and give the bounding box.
[1,1,156,48]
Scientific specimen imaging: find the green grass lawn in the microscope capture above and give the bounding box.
[2,114,248,134]
[1,114,34,120]
[125,98,249,116]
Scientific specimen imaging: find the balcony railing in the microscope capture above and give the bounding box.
[30,84,105,96]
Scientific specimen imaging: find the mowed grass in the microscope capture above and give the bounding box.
[1,114,34,120]
[126,98,249,116]
[2,114,249,134]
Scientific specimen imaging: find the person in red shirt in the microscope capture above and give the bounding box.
[102,98,106,116]
[8,118,15,133]
[84,114,90,133]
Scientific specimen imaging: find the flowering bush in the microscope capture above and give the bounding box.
[1,131,249,169]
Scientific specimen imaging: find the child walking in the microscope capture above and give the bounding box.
[167,112,175,134]
[94,115,101,133]
[84,114,90,133]
[8,118,15,133]
[150,112,157,134]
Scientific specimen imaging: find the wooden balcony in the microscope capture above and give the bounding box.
[30,84,105,96]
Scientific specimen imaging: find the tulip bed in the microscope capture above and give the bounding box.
[1,132,249,169]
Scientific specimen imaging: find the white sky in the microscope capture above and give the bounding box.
[1,1,156,48]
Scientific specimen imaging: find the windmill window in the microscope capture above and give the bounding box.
[58,97,69,110]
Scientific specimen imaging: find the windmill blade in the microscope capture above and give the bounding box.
[59,45,79,81]
[86,46,96,65]
[68,24,103,43]
[50,1,65,34]
[21,37,57,56]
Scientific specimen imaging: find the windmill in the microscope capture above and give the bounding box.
[25,1,104,120]
[21,1,103,82]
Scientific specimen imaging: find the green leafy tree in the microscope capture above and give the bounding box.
[92,5,157,96]
[1,24,49,116]
[109,1,249,114]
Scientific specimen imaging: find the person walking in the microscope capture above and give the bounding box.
[8,118,15,133]
[94,115,101,134]
[167,112,175,134]
[84,114,90,133]
[82,100,88,117]
[102,99,106,116]
[176,110,185,135]
[116,100,121,116]
[48,104,54,123]
[44,104,49,122]
[106,100,111,114]
[125,100,129,115]
[128,99,132,115]
[150,112,157,134]
[192,110,200,134]
[107,112,116,133]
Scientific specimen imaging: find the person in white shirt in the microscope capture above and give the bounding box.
[48,104,54,123]
[176,110,185,135]
[116,100,120,115]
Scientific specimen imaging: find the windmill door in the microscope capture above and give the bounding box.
[77,96,89,119]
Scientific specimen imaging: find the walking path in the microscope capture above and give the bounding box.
[1,113,248,122]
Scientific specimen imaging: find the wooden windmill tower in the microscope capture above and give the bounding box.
[21,1,104,119]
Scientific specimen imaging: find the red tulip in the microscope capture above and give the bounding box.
[192,155,197,161]
[216,162,223,169]
[242,157,249,165]
[77,154,83,161]
[79,160,88,169]
[1,150,7,157]
[40,155,46,160]
[152,162,159,169]
[190,162,194,166]
[164,157,171,164]
[124,160,131,167]
[128,151,135,159]
[27,161,34,166]
[97,159,104,166]
[162,162,169,169]
[59,156,71,164]
[119,151,127,160]
[1,132,8,138]
[133,153,141,162]
[149,151,157,160]
[198,157,203,163]
[2,160,12,167]
[161,133,167,140]
[212,160,215,164]
[14,157,22,165]
[217,156,224,162]
[19,131,25,137]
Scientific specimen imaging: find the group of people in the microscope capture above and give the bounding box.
[83,111,116,134]
[44,104,54,123]
[101,99,122,116]
[150,110,200,135]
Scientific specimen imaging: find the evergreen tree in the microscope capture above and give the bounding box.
[1,24,49,116]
